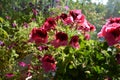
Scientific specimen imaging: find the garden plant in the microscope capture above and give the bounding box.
[0,0,120,80]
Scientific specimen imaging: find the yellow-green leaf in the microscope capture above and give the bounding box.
[0,17,4,23]
[0,28,9,39]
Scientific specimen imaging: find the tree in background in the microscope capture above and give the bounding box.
[105,0,120,18]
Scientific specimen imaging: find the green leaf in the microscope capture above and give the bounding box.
[0,17,4,23]
[69,64,74,69]
[118,11,120,14]
[93,66,102,74]
[11,50,19,58]
[0,28,9,39]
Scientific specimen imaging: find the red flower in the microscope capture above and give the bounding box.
[69,35,80,49]
[69,10,82,20]
[60,13,68,20]
[42,54,56,72]
[84,34,90,40]
[107,17,120,24]
[51,32,68,48]
[60,13,73,25]
[87,21,96,31]
[42,17,56,31]
[98,19,120,46]
[76,14,85,24]
[76,20,90,32]
[29,28,48,44]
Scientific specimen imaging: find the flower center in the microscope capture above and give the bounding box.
[111,28,120,38]
[56,32,68,41]
[37,30,47,38]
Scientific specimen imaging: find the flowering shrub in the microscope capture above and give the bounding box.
[0,7,120,80]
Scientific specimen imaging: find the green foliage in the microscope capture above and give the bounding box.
[54,39,120,80]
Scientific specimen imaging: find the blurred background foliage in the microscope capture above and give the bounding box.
[1,0,120,37]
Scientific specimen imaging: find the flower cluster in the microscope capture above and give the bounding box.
[29,9,95,73]
[30,9,95,47]
[98,17,120,46]
[30,10,95,72]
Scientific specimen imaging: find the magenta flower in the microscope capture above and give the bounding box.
[12,23,17,27]
[98,18,120,46]
[8,43,17,49]
[32,9,38,16]
[84,34,90,40]
[37,55,42,61]
[55,0,60,2]
[42,17,56,31]
[42,54,56,72]
[69,35,80,49]
[51,32,68,48]
[19,62,26,67]
[38,45,48,51]
[104,77,112,80]
[64,6,69,10]
[23,22,29,28]
[5,73,14,78]
[31,18,36,22]
[29,28,48,44]
[6,16,11,20]
[0,41,4,46]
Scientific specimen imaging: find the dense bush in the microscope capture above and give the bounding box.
[0,0,120,80]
